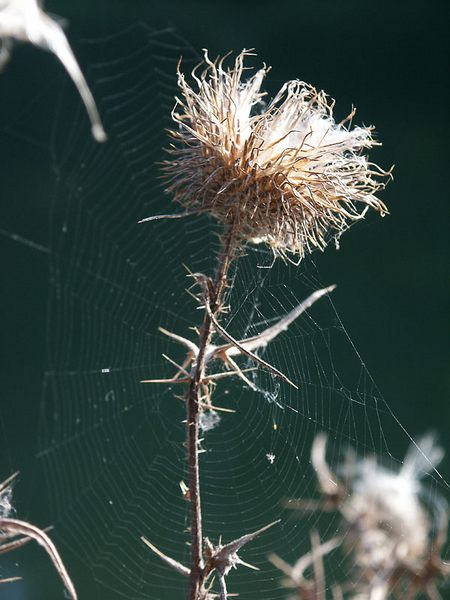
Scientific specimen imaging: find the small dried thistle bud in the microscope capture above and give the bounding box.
[163,50,390,260]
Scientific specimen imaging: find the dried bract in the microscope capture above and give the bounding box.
[0,0,106,141]
[142,520,279,600]
[141,285,335,410]
[163,50,390,260]
[0,472,77,599]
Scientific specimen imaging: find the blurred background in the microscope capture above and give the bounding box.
[0,0,448,598]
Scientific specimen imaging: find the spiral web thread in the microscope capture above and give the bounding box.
[33,24,447,599]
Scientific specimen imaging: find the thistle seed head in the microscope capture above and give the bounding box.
[163,50,390,260]
[346,435,446,575]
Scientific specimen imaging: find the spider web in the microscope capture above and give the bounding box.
[29,23,446,599]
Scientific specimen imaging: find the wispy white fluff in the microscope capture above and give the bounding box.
[0,485,13,518]
[199,409,221,433]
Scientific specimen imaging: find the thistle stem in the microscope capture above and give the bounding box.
[186,223,236,599]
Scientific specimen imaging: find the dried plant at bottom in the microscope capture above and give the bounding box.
[0,472,77,599]
[0,0,106,141]
[286,433,449,600]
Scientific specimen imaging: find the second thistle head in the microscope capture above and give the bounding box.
[163,50,391,260]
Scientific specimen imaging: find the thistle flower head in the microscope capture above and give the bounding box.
[164,50,390,259]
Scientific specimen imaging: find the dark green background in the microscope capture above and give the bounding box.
[0,0,449,598]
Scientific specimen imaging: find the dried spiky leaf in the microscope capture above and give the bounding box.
[0,0,106,141]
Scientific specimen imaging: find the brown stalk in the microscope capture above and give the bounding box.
[186,220,237,600]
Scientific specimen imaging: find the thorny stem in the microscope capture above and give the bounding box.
[187,222,237,600]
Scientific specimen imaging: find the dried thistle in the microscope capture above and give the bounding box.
[140,49,392,600]
[288,433,450,600]
[159,50,390,260]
